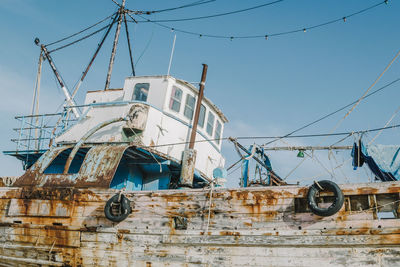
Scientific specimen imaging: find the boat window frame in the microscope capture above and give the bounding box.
[215,120,222,145]
[169,86,183,113]
[183,94,196,120]
[198,104,206,128]
[206,111,215,136]
[132,83,150,102]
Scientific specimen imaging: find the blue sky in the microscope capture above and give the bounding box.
[0,0,399,187]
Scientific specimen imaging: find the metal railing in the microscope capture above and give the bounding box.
[11,111,77,153]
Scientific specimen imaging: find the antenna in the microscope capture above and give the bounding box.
[167,33,177,76]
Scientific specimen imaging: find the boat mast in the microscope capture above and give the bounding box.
[36,40,80,118]
[105,0,126,90]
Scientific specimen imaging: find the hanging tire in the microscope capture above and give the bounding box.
[307,180,344,217]
[104,194,132,222]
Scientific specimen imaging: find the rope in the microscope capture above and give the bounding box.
[329,49,400,134]
[369,105,400,145]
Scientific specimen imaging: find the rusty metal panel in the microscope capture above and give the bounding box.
[12,146,72,187]
[76,144,127,188]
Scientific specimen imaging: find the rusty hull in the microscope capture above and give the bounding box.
[0,181,399,266]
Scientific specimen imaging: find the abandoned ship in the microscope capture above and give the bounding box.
[1,1,400,266]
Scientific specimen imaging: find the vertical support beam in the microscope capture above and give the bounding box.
[105,0,126,90]
[29,51,43,150]
[180,64,208,188]
[189,64,208,149]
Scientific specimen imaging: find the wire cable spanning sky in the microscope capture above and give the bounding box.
[130,0,390,39]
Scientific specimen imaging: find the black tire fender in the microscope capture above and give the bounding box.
[307,180,344,217]
[104,194,132,222]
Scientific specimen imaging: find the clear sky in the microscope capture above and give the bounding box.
[0,0,399,188]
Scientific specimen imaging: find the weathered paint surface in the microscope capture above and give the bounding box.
[0,181,399,266]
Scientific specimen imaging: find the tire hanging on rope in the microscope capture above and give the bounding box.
[104,193,132,222]
[307,180,344,217]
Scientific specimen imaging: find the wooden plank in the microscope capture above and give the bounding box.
[7,199,72,217]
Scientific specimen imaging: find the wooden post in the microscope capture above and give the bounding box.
[179,64,208,188]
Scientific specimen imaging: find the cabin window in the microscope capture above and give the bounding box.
[206,112,215,136]
[169,87,182,112]
[184,94,196,119]
[198,104,206,128]
[132,83,149,102]
[44,147,90,174]
[215,120,222,144]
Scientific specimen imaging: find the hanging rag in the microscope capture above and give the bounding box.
[351,141,399,181]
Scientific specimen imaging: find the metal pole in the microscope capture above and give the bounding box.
[167,34,177,76]
[105,0,126,90]
[40,44,80,118]
[262,146,353,151]
[30,51,43,150]
[189,64,207,149]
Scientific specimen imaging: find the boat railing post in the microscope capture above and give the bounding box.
[37,115,44,151]
[16,116,24,153]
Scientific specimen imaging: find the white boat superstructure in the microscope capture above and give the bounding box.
[55,75,227,182]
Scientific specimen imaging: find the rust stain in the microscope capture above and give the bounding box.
[219,231,241,236]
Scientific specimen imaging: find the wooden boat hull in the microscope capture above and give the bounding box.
[0,181,399,266]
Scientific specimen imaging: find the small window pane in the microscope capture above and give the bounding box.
[169,87,182,112]
[184,95,196,119]
[215,121,222,144]
[198,105,206,128]
[132,83,149,102]
[206,112,215,136]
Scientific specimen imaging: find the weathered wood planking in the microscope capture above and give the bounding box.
[0,181,399,266]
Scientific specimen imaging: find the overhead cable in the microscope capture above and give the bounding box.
[140,123,400,149]
[131,0,388,39]
[327,48,400,135]
[48,23,113,53]
[260,77,400,147]
[45,12,116,47]
[135,0,283,22]
[129,0,217,15]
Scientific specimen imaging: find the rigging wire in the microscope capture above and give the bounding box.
[48,24,113,53]
[134,22,155,67]
[261,76,400,147]
[138,123,400,149]
[135,0,283,22]
[368,105,400,144]
[130,0,217,14]
[45,13,117,47]
[130,0,388,39]
[326,48,400,136]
